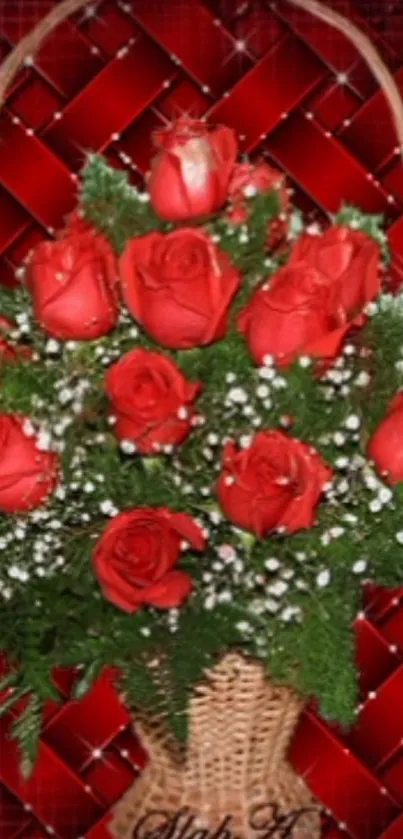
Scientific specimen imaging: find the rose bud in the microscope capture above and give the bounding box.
[217,430,332,537]
[227,161,290,249]
[368,393,403,483]
[105,348,202,454]
[93,507,206,613]
[120,228,240,349]
[148,117,237,221]
[25,221,119,341]
[0,414,59,513]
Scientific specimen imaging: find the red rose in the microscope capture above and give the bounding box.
[105,348,201,454]
[238,226,380,366]
[26,222,119,341]
[92,507,206,613]
[120,228,240,349]
[368,393,403,483]
[289,225,380,315]
[0,414,59,513]
[148,117,237,221]
[216,430,332,537]
[227,162,290,249]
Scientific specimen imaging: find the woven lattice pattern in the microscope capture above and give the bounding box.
[1,2,403,838]
[0,0,403,289]
[111,653,320,839]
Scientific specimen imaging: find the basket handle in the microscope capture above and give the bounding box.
[287,0,403,154]
[0,0,92,107]
[0,0,401,156]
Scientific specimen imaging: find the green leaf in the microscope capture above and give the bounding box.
[0,686,31,718]
[141,457,164,475]
[0,670,18,694]
[79,153,164,251]
[12,694,42,779]
[72,661,104,699]
[236,530,257,556]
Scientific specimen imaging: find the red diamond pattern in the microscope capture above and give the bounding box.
[1,1,403,836]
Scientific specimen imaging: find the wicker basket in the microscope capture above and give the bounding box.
[111,653,321,839]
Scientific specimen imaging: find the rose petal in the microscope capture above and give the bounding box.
[304,322,351,360]
[168,511,206,551]
[210,125,238,197]
[141,570,193,608]
[119,233,162,321]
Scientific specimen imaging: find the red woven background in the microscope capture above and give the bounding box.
[1,1,403,837]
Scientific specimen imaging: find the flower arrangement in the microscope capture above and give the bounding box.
[1,113,403,778]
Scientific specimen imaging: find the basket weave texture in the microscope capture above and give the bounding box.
[111,653,321,839]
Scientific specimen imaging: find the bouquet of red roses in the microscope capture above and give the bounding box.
[0,116,402,793]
